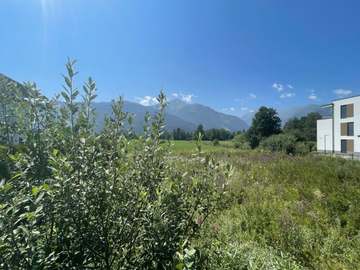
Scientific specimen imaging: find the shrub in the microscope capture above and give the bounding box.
[233,134,250,150]
[0,60,230,269]
[212,139,219,146]
[260,133,297,155]
[294,141,308,155]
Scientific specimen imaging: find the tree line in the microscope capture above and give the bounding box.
[160,105,321,155]
[238,106,321,154]
[161,124,241,141]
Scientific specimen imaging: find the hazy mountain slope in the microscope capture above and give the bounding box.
[164,99,248,131]
[93,101,197,133]
[278,104,331,123]
[0,73,27,97]
[0,73,254,132]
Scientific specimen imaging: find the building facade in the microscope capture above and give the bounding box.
[317,95,360,154]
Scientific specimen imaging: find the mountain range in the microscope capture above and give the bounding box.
[0,73,248,132]
[1,73,330,132]
[93,100,249,133]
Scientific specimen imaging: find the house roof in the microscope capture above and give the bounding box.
[321,94,360,107]
[331,94,360,102]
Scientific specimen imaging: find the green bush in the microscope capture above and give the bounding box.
[260,133,297,154]
[294,141,308,155]
[233,134,250,150]
[0,60,230,269]
[212,139,219,146]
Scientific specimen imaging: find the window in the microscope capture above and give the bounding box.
[341,140,347,153]
[348,122,354,136]
[341,139,354,153]
[341,122,354,136]
[340,104,354,118]
[341,105,347,118]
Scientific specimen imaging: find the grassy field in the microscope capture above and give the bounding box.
[170,141,360,269]
[168,140,235,154]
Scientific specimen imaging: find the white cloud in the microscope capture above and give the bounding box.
[249,93,257,99]
[333,89,352,98]
[240,107,249,111]
[272,83,284,92]
[181,94,194,103]
[308,93,317,100]
[172,92,195,103]
[222,107,235,112]
[308,90,317,100]
[249,109,255,113]
[280,92,295,99]
[135,96,159,106]
[273,82,295,93]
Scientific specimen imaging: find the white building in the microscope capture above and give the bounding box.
[317,95,360,154]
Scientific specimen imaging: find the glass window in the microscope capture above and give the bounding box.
[347,104,354,117]
[347,122,354,136]
[341,140,347,153]
[341,105,347,118]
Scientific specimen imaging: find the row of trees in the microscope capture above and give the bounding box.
[162,125,237,141]
[237,106,321,154]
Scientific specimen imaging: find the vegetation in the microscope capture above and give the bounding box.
[284,112,322,142]
[175,149,360,269]
[167,107,319,156]
[1,60,359,269]
[241,107,319,154]
[170,125,234,141]
[0,60,231,269]
[246,106,282,148]
[232,133,250,150]
[260,133,298,154]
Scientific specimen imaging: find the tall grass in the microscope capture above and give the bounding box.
[195,154,360,269]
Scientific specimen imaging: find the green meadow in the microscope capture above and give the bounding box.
[172,143,360,269]
[168,140,234,154]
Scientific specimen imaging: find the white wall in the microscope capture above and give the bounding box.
[333,96,360,153]
[317,119,333,152]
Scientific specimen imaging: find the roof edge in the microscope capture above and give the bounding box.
[331,94,360,102]
[321,103,333,108]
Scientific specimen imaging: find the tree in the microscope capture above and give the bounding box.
[284,112,321,142]
[205,128,233,141]
[194,124,205,140]
[246,106,281,148]
[172,128,192,140]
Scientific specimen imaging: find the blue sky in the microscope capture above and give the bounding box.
[1,0,360,116]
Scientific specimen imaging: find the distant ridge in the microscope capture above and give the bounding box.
[0,73,248,133]
[163,99,248,131]
[0,73,28,97]
[93,99,248,132]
